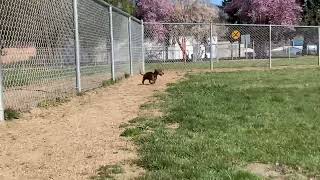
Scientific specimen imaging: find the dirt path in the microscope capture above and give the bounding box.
[0,71,184,180]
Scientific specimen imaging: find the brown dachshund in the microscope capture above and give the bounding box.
[140,69,164,84]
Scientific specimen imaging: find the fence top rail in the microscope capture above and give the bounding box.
[92,0,141,23]
[144,22,320,28]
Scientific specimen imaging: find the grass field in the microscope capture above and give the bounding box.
[146,56,319,71]
[2,64,130,88]
[2,56,317,89]
[124,67,320,179]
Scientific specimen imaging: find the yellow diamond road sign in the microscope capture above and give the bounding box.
[231,30,241,40]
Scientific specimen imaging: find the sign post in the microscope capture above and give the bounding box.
[231,30,241,59]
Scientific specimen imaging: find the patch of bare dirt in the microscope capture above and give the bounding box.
[166,123,180,130]
[0,71,184,180]
[245,163,314,180]
[138,106,163,118]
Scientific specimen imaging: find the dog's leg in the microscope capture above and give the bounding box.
[142,78,146,84]
[150,79,156,84]
[149,75,156,84]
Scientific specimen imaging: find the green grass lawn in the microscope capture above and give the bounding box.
[125,67,320,179]
[145,56,319,71]
[2,65,118,88]
[2,56,317,89]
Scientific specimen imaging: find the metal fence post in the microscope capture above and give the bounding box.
[210,23,213,71]
[253,40,255,60]
[141,20,145,73]
[109,6,115,81]
[288,41,291,61]
[128,17,133,76]
[0,52,4,122]
[269,24,272,69]
[318,27,320,66]
[73,0,81,93]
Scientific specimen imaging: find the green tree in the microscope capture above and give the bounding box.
[300,0,320,55]
[222,0,231,6]
[104,0,136,15]
[221,0,238,23]
[301,0,320,26]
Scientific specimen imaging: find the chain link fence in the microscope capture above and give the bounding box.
[0,0,143,118]
[144,23,320,71]
[113,10,130,77]
[1,0,319,121]
[131,20,144,74]
[78,0,112,91]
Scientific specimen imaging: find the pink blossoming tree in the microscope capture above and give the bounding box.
[136,0,174,42]
[223,0,303,58]
[224,0,302,25]
[137,0,221,62]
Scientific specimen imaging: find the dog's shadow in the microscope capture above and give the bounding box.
[138,83,151,86]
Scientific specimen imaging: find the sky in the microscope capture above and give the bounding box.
[212,0,223,5]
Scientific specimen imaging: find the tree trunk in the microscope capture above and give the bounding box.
[176,37,188,63]
[165,34,169,61]
[302,36,310,56]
